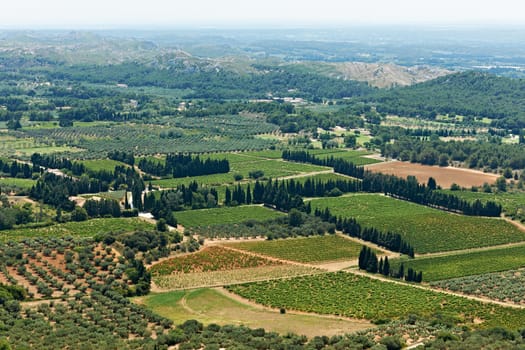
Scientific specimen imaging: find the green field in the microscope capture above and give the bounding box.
[389,244,525,282]
[230,235,364,263]
[135,288,372,337]
[309,149,381,165]
[243,150,284,159]
[439,189,525,221]
[228,272,525,329]
[1,217,154,241]
[0,177,36,190]
[310,194,525,253]
[79,159,129,172]
[175,205,284,228]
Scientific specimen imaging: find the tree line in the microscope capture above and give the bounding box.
[283,150,502,217]
[381,137,525,171]
[0,159,37,179]
[358,246,422,282]
[315,207,415,256]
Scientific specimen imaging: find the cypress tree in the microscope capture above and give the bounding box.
[383,256,390,276]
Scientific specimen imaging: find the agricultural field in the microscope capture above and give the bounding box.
[153,265,321,290]
[23,118,278,157]
[229,235,364,263]
[151,156,330,188]
[432,269,525,305]
[0,177,36,190]
[1,217,154,241]
[78,158,129,172]
[81,190,127,201]
[227,272,525,329]
[174,205,284,228]
[149,246,282,276]
[310,194,525,253]
[0,236,170,349]
[136,288,373,337]
[308,149,381,166]
[365,161,500,188]
[389,244,525,282]
[292,172,354,183]
[243,149,284,159]
[438,189,525,221]
[0,237,123,299]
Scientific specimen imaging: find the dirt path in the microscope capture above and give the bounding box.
[502,215,525,233]
[346,268,525,309]
[415,240,525,259]
[336,232,398,257]
[275,169,334,181]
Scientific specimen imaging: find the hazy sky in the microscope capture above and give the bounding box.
[2,0,525,28]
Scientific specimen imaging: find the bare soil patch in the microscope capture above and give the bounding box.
[365,161,499,188]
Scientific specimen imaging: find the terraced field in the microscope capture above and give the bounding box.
[310,194,525,253]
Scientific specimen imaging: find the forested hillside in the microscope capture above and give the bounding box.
[368,71,525,128]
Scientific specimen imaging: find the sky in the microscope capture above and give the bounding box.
[1,0,525,28]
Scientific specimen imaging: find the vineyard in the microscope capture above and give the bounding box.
[149,246,282,275]
[389,244,525,282]
[227,272,525,329]
[310,194,525,253]
[229,235,364,263]
[174,205,284,228]
[153,265,321,290]
[431,269,525,305]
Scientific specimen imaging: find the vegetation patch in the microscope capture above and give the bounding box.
[310,194,525,253]
[228,272,525,329]
[230,235,363,263]
[431,269,525,305]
